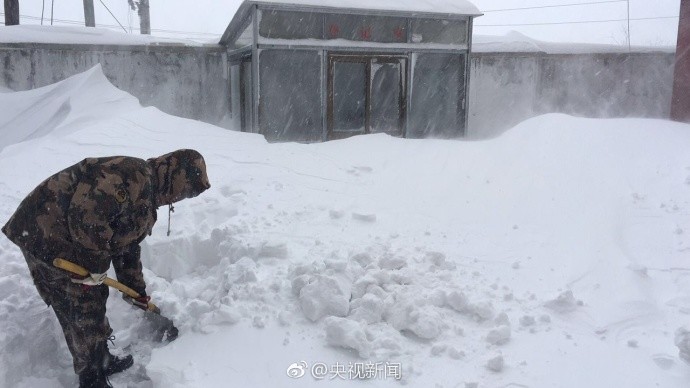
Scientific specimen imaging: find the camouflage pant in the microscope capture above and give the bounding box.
[22,250,112,375]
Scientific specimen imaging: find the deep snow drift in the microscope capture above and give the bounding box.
[0,67,689,388]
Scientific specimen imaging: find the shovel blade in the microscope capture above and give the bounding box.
[142,311,179,342]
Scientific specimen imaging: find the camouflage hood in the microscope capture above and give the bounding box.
[147,149,211,206]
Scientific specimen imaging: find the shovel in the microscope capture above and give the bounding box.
[53,258,179,342]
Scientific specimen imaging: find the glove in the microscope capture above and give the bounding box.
[70,272,107,286]
[124,294,151,311]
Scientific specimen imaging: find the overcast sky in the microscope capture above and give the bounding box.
[3,0,682,46]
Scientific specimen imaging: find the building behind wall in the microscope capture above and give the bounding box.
[0,22,673,143]
[220,0,482,142]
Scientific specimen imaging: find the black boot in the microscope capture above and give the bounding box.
[104,351,134,376]
[103,339,134,376]
[78,367,112,388]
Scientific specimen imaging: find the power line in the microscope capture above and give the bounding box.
[483,0,626,13]
[97,0,127,33]
[475,15,678,27]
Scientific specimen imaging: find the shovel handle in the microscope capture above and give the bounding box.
[53,258,160,314]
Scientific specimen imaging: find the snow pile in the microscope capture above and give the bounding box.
[0,25,205,46]
[1,67,690,388]
[0,64,139,150]
[473,31,675,53]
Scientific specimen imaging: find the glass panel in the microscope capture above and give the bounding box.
[235,16,254,48]
[259,10,323,39]
[370,61,402,135]
[409,54,465,138]
[325,15,406,43]
[410,19,468,45]
[333,61,367,132]
[259,50,322,142]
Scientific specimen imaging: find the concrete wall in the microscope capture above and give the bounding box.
[0,43,676,140]
[0,43,230,127]
[468,51,675,138]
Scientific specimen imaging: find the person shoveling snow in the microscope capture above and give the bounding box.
[1,149,210,388]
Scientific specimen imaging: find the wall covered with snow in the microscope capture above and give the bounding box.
[0,43,675,139]
[0,43,230,128]
[468,53,541,138]
[468,51,675,138]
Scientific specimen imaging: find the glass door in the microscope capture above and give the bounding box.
[332,60,367,135]
[328,54,406,140]
[370,58,404,135]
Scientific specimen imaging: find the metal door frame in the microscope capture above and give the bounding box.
[327,53,407,140]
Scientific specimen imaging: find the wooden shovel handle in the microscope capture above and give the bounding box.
[53,258,160,313]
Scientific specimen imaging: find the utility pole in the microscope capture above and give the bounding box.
[626,0,631,52]
[672,0,690,122]
[138,0,150,35]
[83,0,95,27]
[4,0,19,25]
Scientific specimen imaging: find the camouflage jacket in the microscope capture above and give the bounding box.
[2,156,156,294]
[2,149,211,296]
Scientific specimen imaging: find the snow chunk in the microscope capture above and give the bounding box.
[291,274,311,296]
[378,255,407,270]
[466,301,495,322]
[445,290,494,321]
[494,312,510,326]
[486,325,511,345]
[486,355,505,372]
[349,293,385,324]
[520,315,536,327]
[324,317,371,358]
[299,274,352,322]
[352,212,377,222]
[675,326,690,364]
[448,347,465,360]
[351,252,375,268]
[446,290,469,312]
[205,305,241,326]
[544,290,581,313]
[351,275,381,299]
[258,242,288,259]
[225,257,257,284]
[385,302,444,340]
[425,252,456,270]
[652,354,675,370]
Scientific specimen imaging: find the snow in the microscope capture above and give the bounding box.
[258,37,468,50]
[1,66,690,388]
[249,0,482,16]
[1,25,675,55]
[473,31,676,54]
[0,25,207,46]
